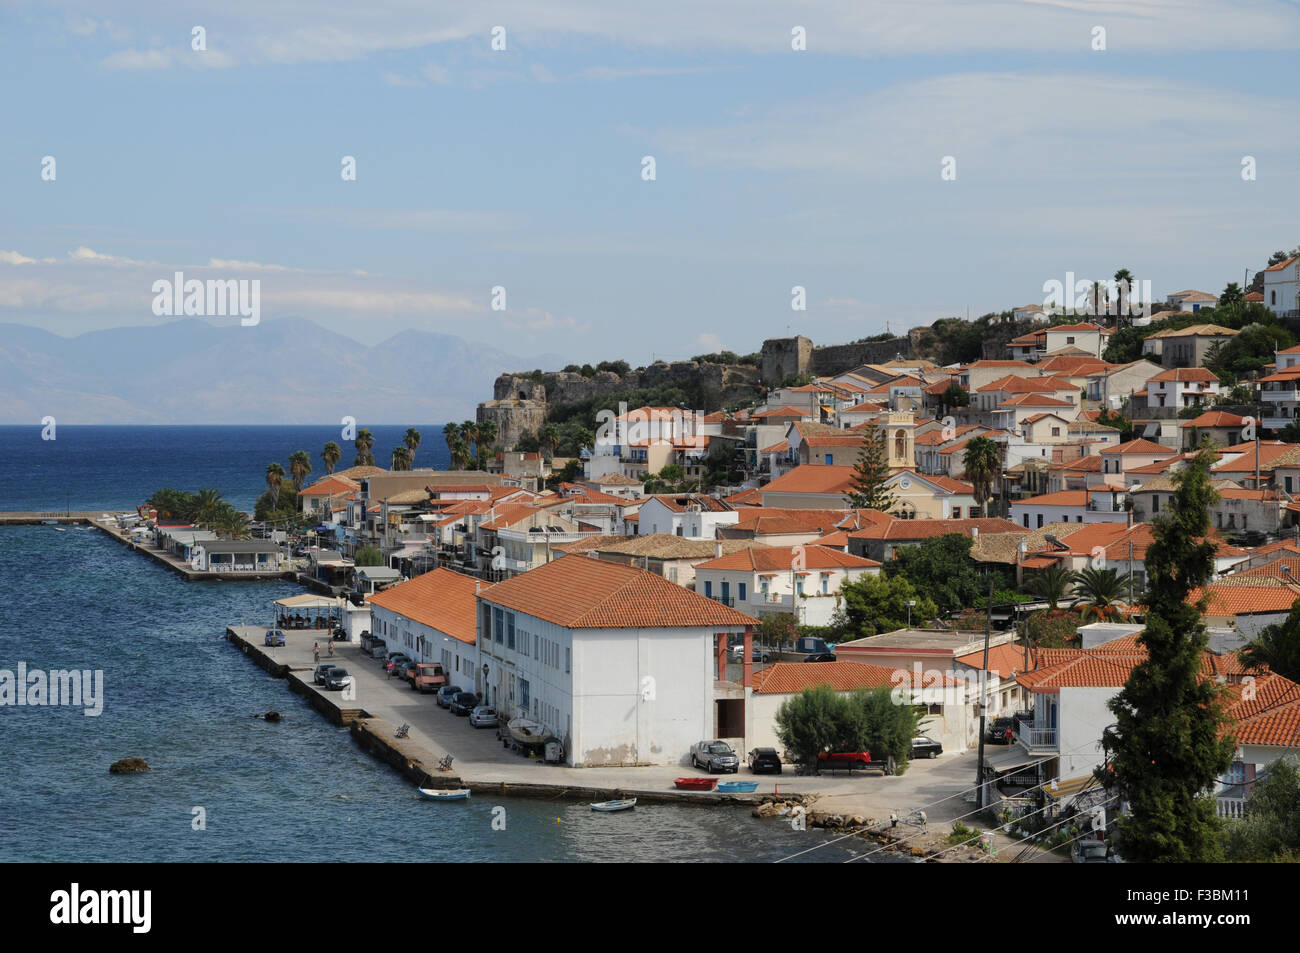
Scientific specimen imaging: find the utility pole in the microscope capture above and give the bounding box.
[975,571,993,808]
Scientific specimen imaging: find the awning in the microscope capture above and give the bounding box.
[273,594,341,609]
[983,746,1038,773]
[1045,774,1097,801]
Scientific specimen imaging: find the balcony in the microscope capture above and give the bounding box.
[1015,724,1058,753]
[1216,796,1247,820]
[1262,390,1300,403]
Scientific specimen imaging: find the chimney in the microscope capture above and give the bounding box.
[715,541,723,558]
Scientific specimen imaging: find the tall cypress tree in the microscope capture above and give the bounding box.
[847,425,896,512]
[1098,449,1234,862]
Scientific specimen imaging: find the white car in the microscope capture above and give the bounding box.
[469,706,498,728]
[729,645,772,663]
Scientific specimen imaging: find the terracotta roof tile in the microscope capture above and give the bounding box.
[367,567,479,644]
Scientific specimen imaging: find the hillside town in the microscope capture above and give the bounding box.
[129,266,1300,862]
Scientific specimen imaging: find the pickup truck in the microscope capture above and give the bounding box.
[412,662,449,694]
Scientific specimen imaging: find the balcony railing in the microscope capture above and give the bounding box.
[1016,726,1058,750]
[1216,796,1247,820]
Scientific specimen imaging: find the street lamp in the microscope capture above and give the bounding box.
[907,599,916,628]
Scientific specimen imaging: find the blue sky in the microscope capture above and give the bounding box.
[2,0,1299,364]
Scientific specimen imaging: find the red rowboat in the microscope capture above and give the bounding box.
[674,777,718,791]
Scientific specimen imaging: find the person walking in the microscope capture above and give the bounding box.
[313,642,320,663]
[327,640,334,657]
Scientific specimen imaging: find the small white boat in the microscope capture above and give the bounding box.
[590,798,637,812]
[417,787,471,801]
[507,716,554,746]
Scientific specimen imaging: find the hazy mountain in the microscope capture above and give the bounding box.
[0,318,560,424]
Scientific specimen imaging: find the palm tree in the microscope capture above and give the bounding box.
[450,438,470,470]
[1114,267,1135,318]
[193,488,226,528]
[321,441,342,475]
[403,428,422,467]
[288,450,313,491]
[476,419,498,466]
[1071,567,1133,621]
[443,423,461,466]
[538,423,561,460]
[1026,564,1073,611]
[391,446,412,471]
[962,436,1001,517]
[354,429,376,467]
[461,420,480,464]
[265,463,286,509]
[213,508,249,539]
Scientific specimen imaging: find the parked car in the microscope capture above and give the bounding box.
[323,668,352,691]
[911,736,943,759]
[469,706,498,728]
[986,717,1015,744]
[802,652,837,663]
[436,685,461,708]
[412,663,449,694]
[747,747,783,774]
[729,645,772,663]
[401,660,423,684]
[816,751,872,770]
[385,653,412,675]
[313,664,337,685]
[450,692,478,716]
[1071,838,1112,863]
[264,629,285,647]
[690,740,740,773]
[371,641,389,661]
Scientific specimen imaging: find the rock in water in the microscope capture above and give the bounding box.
[109,757,150,775]
[264,711,283,723]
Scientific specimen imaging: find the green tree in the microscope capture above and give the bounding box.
[941,381,970,411]
[1219,282,1244,309]
[354,546,383,567]
[885,533,995,616]
[476,419,499,463]
[403,428,422,465]
[354,429,376,467]
[774,684,843,766]
[1025,564,1073,610]
[265,463,286,509]
[757,612,799,649]
[391,446,412,470]
[538,423,561,460]
[443,422,461,464]
[1223,758,1300,862]
[288,450,313,491]
[1099,450,1235,862]
[847,426,896,511]
[962,436,1001,517]
[1070,566,1134,621]
[1240,598,1300,683]
[321,441,342,475]
[1024,608,1083,648]
[838,573,938,637]
[847,685,922,768]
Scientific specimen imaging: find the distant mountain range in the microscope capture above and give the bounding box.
[0,318,560,424]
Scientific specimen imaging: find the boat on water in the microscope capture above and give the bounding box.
[590,798,637,812]
[417,787,471,801]
[673,777,718,791]
[507,716,554,746]
[717,781,759,793]
[40,520,59,525]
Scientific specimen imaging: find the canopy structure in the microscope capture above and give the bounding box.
[273,593,344,630]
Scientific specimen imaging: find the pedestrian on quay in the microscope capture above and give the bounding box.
[313,642,320,663]
[328,640,334,657]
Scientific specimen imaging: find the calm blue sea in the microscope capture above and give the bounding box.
[0,427,859,862]
[0,425,454,513]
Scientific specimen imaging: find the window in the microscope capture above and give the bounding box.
[493,607,503,644]
[952,507,962,519]
[506,612,516,650]
[721,581,730,603]
[1066,336,1075,345]
[534,633,539,659]
[796,579,804,596]
[1287,476,1294,494]
[704,580,713,598]
[565,647,571,673]
[1037,514,1044,528]
[520,678,530,708]
[1023,514,1030,528]
[738,582,747,602]
[1152,496,1159,513]
[821,577,828,595]
[1051,427,1060,437]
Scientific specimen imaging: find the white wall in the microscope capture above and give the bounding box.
[1058,686,1119,780]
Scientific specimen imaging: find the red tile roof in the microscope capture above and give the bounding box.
[760,465,857,496]
[367,567,479,644]
[752,660,961,695]
[480,557,757,629]
[695,544,879,572]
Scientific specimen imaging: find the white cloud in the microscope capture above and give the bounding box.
[206,258,287,271]
[0,251,36,265]
[695,332,722,352]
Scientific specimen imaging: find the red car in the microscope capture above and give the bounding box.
[412,663,448,694]
[817,751,871,767]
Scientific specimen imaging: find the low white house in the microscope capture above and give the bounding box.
[366,566,480,684]
[473,556,757,767]
[1009,488,1128,528]
[692,544,881,626]
[635,494,740,538]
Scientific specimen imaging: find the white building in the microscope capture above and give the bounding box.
[366,567,480,684]
[1263,256,1300,316]
[635,494,740,538]
[474,556,757,767]
[692,544,881,626]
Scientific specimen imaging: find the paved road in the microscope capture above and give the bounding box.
[254,627,985,805]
